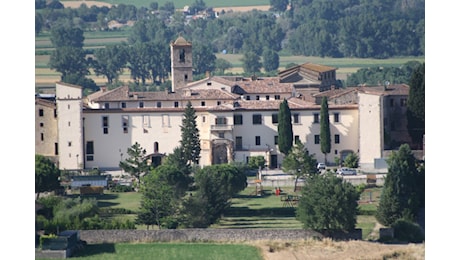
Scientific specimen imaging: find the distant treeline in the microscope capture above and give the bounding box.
[36,0,424,59]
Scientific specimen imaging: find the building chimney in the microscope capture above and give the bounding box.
[100,86,107,92]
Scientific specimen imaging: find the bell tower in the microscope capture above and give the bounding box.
[170,36,192,92]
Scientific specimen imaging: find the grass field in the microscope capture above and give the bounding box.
[37,242,264,260]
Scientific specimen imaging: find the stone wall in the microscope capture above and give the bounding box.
[78,229,363,244]
[79,229,325,244]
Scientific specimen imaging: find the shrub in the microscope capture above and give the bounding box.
[392,219,424,243]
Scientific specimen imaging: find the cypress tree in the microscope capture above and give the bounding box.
[180,101,201,165]
[320,96,331,164]
[277,99,293,155]
[407,63,425,149]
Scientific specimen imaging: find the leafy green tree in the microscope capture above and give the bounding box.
[180,101,201,165]
[320,96,331,164]
[270,0,289,12]
[277,99,293,155]
[137,172,176,229]
[151,165,192,199]
[126,43,152,85]
[119,142,150,187]
[282,141,318,191]
[248,156,266,170]
[35,155,61,200]
[376,144,425,226]
[262,48,280,72]
[343,152,359,168]
[215,58,232,74]
[297,174,359,231]
[181,164,247,227]
[192,43,216,75]
[50,26,84,49]
[49,46,89,80]
[163,146,190,173]
[92,45,127,84]
[241,51,262,75]
[407,62,425,149]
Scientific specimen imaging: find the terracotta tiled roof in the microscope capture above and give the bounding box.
[232,78,293,94]
[35,97,55,108]
[358,84,409,96]
[300,63,336,73]
[89,85,240,102]
[313,87,358,99]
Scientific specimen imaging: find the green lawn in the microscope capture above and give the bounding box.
[37,242,263,260]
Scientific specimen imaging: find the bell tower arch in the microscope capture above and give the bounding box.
[170,36,192,92]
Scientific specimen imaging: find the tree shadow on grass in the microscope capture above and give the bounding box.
[65,194,121,208]
[73,243,116,257]
[225,206,296,217]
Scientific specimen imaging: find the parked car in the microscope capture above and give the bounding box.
[336,167,357,176]
[317,163,326,170]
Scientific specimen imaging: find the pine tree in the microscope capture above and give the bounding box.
[119,142,149,187]
[277,99,293,155]
[180,101,201,165]
[376,144,424,226]
[320,96,331,164]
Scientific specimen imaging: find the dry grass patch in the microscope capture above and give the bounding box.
[251,238,425,260]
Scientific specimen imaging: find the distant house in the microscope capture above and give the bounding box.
[70,175,109,189]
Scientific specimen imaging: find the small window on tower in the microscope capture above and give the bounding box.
[179,49,185,62]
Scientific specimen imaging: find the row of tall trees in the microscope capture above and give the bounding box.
[36,0,424,59]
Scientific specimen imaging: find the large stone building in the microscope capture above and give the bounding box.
[35,36,415,172]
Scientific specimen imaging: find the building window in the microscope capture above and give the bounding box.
[266,95,270,100]
[142,115,150,128]
[122,115,129,133]
[179,49,185,62]
[40,122,44,127]
[162,114,170,127]
[55,143,58,155]
[272,114,278,124]
[68,121,71,127]
[121,102,126,108]
[40,133,44,141]
[139,101,144,108]
[201,101,205,106]
[293,114,299,124]
[313,113,319,123]
[102,116,109,134]
[274,136,278,145]
[334,113,340,123]
[217,101,221,105]
[202,116,206,123]
[295,135,300,144]
[157,102,162,108]
[246,95,251,100]
[256,95,260,100]
[236,136,243,150]
[174,101,179,107]
[68,141,72,147]
[54,109,57,117]
[218,132,225,138]
[104,103,110,109]
[255,136,261,146]
[274,95,280,100]
[400,98,407,107]
[215,117,227,125]
[68,104,70,109]
[234,114,243,125]
[154,142,159,153]
[252,114,262,125]
[39,109,44,117]
[335,134,340,144]
[314,135,320,144]
[86,141,94,161]
[184,74,188,81]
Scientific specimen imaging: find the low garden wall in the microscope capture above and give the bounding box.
[79,229,362,244]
